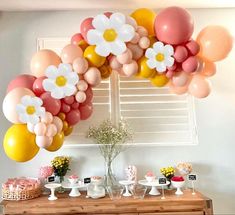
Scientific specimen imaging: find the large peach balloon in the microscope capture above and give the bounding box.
[188,75,211,98]
[3,124,39,162]
[2,87,35,123]
[30,50,61,77]
[61,44,83,64]
[196,26,233,62]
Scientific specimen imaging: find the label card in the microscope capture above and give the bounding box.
[47,176,56,183]
[84,177,91,184]
[188,174,197,181]
[158,177,167,184]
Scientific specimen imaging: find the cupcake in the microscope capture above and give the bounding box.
[145,171,156,182]
[68,175,79,185]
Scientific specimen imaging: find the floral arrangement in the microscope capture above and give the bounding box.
[51,156,70,178]
[160,166,175,180]
[39,166,54,178]
[176,162,192,176]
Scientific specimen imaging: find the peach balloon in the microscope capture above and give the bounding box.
[61,44,83,64]
[46,124,57,137]
[200,59,216,77]
[2,87,35,123]
[116,49,133,64]
[52,116,63,133]
[73,57,88,74]
[172,72,190,87]
[130,33,140,44]
[169,82,189,95]
[75,91,87,103]
[109,56,122,70]
[36,136,52,148]
[127,43,144,60]
[188,75,211,98]
[126,16,138,30]
[196,25,233,62]
[138,36,150,49]
[34,122,47,136]
[84,67,101,87]
[123,60,138,77]
[136,26,148,37]
[77,80,88,91]
[41,112,53,124]
[30,50,61,78]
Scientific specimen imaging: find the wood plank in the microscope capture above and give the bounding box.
[0,190,213,215]
[139,212,204,215]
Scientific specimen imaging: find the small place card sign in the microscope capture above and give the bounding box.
[47,176,56,183]
[188,174,197,181]
[84,177,91,184]
[158,177,167,184]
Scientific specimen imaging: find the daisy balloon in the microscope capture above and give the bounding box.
[43,63,79,99]
[16,95,45,125]
[145,41,175,73]
[87,12,135,57]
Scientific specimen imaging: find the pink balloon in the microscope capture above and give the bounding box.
[2,87,35,123]
[46,124,57,137]
[136,26,148,37]
[81,87,93,105]
[34,122,47,136]
[52,116,63,133]
[84,67,101,87]
[127,43,144,60]
[75,91,87,103]
[66,109,81,126]
[71,33,84,46]
[169,82,189,95]
[130,33,140,44]
[182,56,199,73]
[188,75,211,98]
[63,96,75,105]
[61,44,83,64]
[33,76,46,96]
[80,17,94,42]
[7,74,36,93]
[104,12,112,18]
[122,60,138,77]
[172,72,190,87]
[71,102,80,109]
[73,57,88,74]
[186,40,200,55]
[36,136,52,148]
[117,49,133,64]
[40,92,61,116]
[138,36,150,49]
[79,102,93,120]
[77,80,88,91]
[61,103,71,113]
[174,46,188,63]
[40,112,53,125]
[109,56,122,70]
[154,7,194,45]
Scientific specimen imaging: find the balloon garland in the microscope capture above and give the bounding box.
[2,7,233,162]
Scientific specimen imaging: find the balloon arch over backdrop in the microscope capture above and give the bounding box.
[2,7,233,162]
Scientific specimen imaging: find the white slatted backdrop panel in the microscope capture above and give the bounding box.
[38,38,198,146]
[119,76,198,145]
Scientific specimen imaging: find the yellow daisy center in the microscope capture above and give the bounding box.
[26,106,36,115]
[103,28,117,42]
[56,76,67,87]
[156,53,165,62]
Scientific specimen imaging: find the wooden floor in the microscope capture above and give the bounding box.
[0,189,213,215]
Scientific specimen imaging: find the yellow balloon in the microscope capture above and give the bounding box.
[100,64,112,79]
[46,132,64,152]
[151,73,169,87]
[78,39,89,51]
[148,35,157,47]
[3,124,39,162]
[58,112,66,121]
[131,8,156,35]
[84,45,106,67]
[64,126,73,136]
[137,57,156,78]
[62,121,69,131]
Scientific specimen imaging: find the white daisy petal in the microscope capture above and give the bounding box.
[67,72,79,85]
[92,14,110,31]
[87,29,104,45]
[164,45,174,56]
[156,62,167,73]
[64,85,76,96]
[51,88,65,99]
[153,42,164,52]
[43,79,56,91]
[117,24,135,42]
[145,48,156,59]
[45,65,58,79]
[165,57,175,67]
[21,95,32,106]
[16,104,26,114]
[36,107,46,117]
[19,114,27,123]
[110,40,126,55]
[147,58,157,69]
[110,13,126,29]
[29,115,39,125]
[95,41,111,57]
[31,97,43,107]
[58,63,71,75]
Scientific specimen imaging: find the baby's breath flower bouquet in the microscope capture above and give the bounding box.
[87,119,133,186]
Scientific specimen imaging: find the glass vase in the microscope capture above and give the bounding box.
[104,158,117,187]
[57,176,65,193]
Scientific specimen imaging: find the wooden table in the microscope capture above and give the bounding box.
[0,190,213,215]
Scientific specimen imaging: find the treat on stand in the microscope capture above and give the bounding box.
[176,162,193,176]
[87,176,105,199]
[145,171,156,182]
[2,177,41,201]
[125,165,137,182]
[68,174,79,185]
[171,176,185,195]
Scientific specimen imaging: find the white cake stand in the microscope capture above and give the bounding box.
[138,180,170,196]
[44,183,61,201]
[62,182,87,197]
[119,180,135,197]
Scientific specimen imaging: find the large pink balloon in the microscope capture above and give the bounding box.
[2,87,35,123]
[196,25,233,62]
[80,17,94,42]
[30,49,61,78]
[154,7,194,45]
[66,109,81,126]
[79,102,93,120]
[188,75,211,98]
[71,33,84,46]
[33,76,46,96]
[7,74,36,93]
[40,92,61,116]
[61,44,83,64]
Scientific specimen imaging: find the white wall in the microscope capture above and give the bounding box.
[0,9,235,214]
